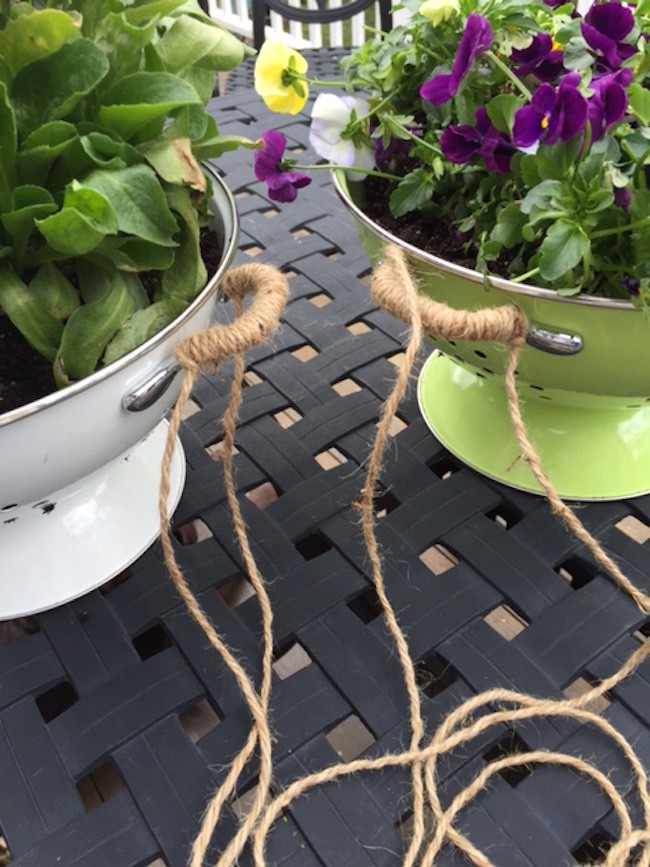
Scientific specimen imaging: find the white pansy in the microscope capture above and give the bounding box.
[309,93,376,176]
[419,0,459,26]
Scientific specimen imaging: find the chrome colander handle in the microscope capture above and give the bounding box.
[525,327,583,356]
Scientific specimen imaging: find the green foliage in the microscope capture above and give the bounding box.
[310,0,649,300]
[0,0,250,390]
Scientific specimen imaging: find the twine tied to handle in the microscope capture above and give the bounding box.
[371,246,650,617]
[158,250,649,867]
[159,262,289,867]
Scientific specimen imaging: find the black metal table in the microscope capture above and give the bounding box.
[0,52,649,867]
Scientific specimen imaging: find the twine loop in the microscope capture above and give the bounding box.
[174,262,289,374]
[371,245,529,345]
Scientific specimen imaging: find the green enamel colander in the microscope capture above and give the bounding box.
[335,172,650,500]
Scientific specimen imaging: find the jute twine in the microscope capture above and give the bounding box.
[159,249,650,867]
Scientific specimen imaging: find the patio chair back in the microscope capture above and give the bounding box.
[206,0,392,50]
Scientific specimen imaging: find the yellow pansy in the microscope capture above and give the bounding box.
[419,0,459,26]
[254,40,309,115]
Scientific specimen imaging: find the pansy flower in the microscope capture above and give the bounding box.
[510,33,564,82]
[419,0,459,27]
[441,108,514,174]
[254,131,311,202]
[587,68,632,141]
[254,41,309,115]
[374,133,414,165]
[512,73,587,149]
[420,14,493,105]
[614,186,631,212]
[309,94,376,175]
[622,275,641,297]
[581,2,637,72]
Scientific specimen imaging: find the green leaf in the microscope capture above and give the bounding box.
[538,220,590,282]
[17,121,79,186]
[124,0,188,25]
[192,119,259,160]
[11,39,110,137]
[584,189,614,213]
[82,164,179,246]
[519,180,564,214]
[389,170,434,217]
[0,83,17,211]
[36,183,118,255]
[490,204,526,247]
[140,137,205,190]
[159,184,206,302]
[628,83,650,127]
[486,94,522,135]
[55,271,134,382]
[161,103,210,141]
[98,72,202,140]
[155,14,245,73]
[562,36,594,71]
[0,9,80,76]
[0,263,63,361]
[30,263,80,321]
[80,132,141,171]
[1,185,57,270]
[93,236,176,272]
[533,138,581,181]
[92,12,157,88]
[103,299,181,365]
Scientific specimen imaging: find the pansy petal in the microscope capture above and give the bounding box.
[549,84,587,144]
[254,40,309,114]
[480,129,514,174]
[421,14,492,105]
[531,82,556,115]
[420,73,454,105]
[450,14,493,89]
[253,131,286,181]
[440,125,481,163]
[584,2,634,42]
[512,106,547,148]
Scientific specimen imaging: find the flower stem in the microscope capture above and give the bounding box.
[591,217,650,240]
[297,164,402,181]
[510,266,540,284]
[304,78,348,87]
[485,50,532,101]
[389,121,442,156]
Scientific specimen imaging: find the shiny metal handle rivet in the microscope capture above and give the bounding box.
[525,328,583,356]
[123,364,180,412]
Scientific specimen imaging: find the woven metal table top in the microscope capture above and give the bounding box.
[0,50,648,867]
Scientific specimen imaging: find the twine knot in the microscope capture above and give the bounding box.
[371,244,528,345]
[174,263,289,373]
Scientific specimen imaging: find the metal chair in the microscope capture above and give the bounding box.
[251,0,392,49]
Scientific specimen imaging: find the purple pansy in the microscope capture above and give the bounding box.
[510,33,564,82]
[581,2,637,72]
[374,135,412,164]
[420,14,493,106]
[512,72,587,149]
[587,68,632,141]
[614,186,631,211]
[441,108,514,174]
[254,130,311,203]
[622,275,641,297]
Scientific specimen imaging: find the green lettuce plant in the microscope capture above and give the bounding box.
[0,0,252,388]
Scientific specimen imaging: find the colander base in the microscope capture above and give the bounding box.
[418,352,650,501]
